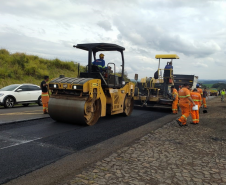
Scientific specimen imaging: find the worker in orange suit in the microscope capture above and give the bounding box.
[171,86,178,114]
[190,88,202,124]
[40,76,49,114]
[188,86,192,113]
[196,84,203,105]
[177,83,195,127]
[202,88,208,108]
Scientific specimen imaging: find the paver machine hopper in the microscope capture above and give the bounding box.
[134,54,179,109]
[48,43,134,125]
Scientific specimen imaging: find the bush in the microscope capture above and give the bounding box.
[0,49,10,55]
[11,52,29,69]
[212,83,226,90]
[0,49,82,87]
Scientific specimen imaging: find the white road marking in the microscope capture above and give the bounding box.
[0,137,42,150]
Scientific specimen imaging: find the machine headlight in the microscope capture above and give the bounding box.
[73,85,77,89]
[0,93,4,97]
[122,81,125,85]
[54,84,57,88]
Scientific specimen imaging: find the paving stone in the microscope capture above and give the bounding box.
[66,104,226,185]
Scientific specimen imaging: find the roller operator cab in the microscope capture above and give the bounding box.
[134,54,179,109]
[48,43,134,125]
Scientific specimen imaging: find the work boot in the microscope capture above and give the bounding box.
[176,120,183,127]
[190,122,196,125]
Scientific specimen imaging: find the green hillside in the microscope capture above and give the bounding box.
[0,49,83,88]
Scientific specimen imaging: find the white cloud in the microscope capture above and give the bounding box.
[193,62,208,68]
[0,0,225,80]
[97,20,112,31]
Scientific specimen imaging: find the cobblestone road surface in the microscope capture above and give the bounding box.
[65,97,226,185]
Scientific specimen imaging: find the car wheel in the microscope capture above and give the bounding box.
[23,103,29,107]
[38,96,42,106]
[4,97,15,108]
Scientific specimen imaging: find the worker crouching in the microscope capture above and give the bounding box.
[177,83,195,127]
[40,76,49,114]
[171,86,178,114]
[190,88,202,124]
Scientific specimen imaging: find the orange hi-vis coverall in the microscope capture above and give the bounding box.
[178,87,191,125]
[203,98,207,108]
[172,88,178,114]
[197,87,203,105]
[202,90,208,108]
[41,92,49,113]
[190,92,201,124]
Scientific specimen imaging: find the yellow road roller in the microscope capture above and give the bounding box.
[48,43,134,125]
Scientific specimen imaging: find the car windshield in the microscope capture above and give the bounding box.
[0,85,19,91]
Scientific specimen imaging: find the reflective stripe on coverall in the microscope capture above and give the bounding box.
[178,87,191,125]
[92,59,107,69]
[172,88,178,114]
[190,92,201,124]
[197,88,203,105]
[41,92,49,113]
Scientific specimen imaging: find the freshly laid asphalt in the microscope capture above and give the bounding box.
[0,108,169,184]
[0,105,48,124]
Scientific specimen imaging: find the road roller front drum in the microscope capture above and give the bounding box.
[84,99,101,126]
[123,95,134,116]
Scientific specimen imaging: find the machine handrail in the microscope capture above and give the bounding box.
[107,63,116,87]
[157,68,173,79]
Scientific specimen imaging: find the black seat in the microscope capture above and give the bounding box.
[154,71,158,79]
[91,65,100,72]
[164,69,173,78]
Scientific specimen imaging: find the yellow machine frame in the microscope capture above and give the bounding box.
[134,54,179,108]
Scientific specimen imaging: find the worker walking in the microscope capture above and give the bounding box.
[190,88,202,124]
[171,86,178,114]
[40,76,49,114]
[203,88,208,108]
[196,84,203,96]
[177,83,195,126]
[196,84,203,105]
[221,89,225,102]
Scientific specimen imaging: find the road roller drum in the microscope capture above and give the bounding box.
[48,43,134,125]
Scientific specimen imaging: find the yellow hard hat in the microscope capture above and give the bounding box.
[99,53,104,58]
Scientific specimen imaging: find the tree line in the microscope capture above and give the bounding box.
[202,83,226,90]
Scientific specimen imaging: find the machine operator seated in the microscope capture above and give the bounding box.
[164,61,173,78]
[92,53,109,72]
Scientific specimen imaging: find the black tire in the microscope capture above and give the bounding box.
[4,97,15,108]
[23,104,29,107]
[38,96,42,106]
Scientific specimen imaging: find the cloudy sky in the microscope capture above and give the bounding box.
[0,0,225,79]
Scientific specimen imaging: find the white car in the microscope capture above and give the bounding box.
[0,84,42,108]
